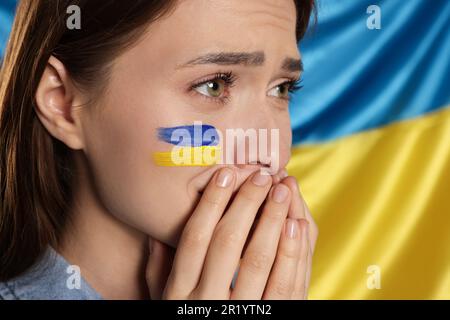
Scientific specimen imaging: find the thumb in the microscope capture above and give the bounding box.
[146,237,175,300]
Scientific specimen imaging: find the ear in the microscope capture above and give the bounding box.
[35,55,85,150]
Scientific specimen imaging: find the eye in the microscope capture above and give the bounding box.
[268,78,303,100]
[191,72,236,102]
[268,83,290,99]
[195,79,225,98]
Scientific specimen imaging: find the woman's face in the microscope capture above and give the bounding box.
[79,0,300,247]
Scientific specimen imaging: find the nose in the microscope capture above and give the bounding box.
[223,100,291,175]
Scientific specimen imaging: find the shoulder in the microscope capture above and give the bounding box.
[0,247,102,300]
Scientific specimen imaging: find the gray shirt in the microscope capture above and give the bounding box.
[0,247,102,300]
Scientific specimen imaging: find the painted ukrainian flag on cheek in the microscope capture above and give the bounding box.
[288,0,450,299]
[1,0,449,300]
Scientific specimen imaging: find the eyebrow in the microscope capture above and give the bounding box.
[281,57,303,73]
[177,51,303,72]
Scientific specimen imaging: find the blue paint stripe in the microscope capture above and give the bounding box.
[157,124,219,147]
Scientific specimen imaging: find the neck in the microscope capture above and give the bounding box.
[58,152,150,300]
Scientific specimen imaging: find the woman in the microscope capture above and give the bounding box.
[0,0,318,299]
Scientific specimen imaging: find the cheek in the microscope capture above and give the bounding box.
[281,128,292,167]
[276,115,293,168]
[80,98,199,240]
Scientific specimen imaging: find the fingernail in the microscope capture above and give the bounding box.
[251,172,271,186]
[216,167,233,188]
[285,218,299,239]
[279,169,288,179]
[272,183,289,203]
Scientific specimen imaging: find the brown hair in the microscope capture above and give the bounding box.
[0,0,315,281]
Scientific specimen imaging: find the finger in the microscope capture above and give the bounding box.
[304,245,313,300]
[281,176,318,252]
[262,218,302,299]
[272,168,288,185]
[231,183,291,299]
[197,171,272,298]
[166,167,236,297]
[303,198,318,253]
[292,219,310,299]
[281,177,317,299]
[281,176,306,220]
[146,238,175,300]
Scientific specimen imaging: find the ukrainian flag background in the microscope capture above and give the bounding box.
[288,0,450,299]
[1,0,449,299]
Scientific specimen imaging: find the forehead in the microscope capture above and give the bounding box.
[143,0,299,58]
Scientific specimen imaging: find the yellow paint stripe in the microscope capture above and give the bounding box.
[153,146,221,166]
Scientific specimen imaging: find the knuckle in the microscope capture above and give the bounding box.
[264,207,286,222]
[243,250,272,273]
[182,226,209,248]
[214,225,241,248]
[201,190,222,207]
[273,279,294,297]
[238,186,261,202]
[279,245,300,260]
